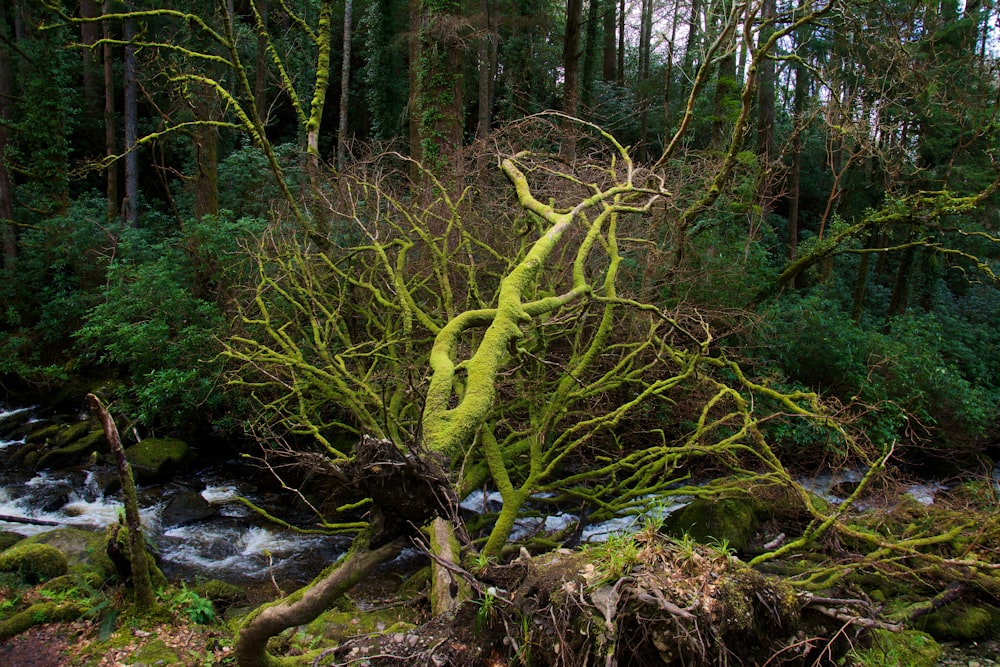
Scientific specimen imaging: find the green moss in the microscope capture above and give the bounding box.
[129,638,180,665]
[22,527,113,576]
[0,531,24,552]
[918,603,994,640]
[0,542,69,583]
[196,579,244,609]
[0,601,84,641]
[37,429,108,469]
[851,629,941,667]
[306,603,417,643]
[125,437,190,481]
[663,496,759,552]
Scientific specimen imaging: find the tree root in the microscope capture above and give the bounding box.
[234,523,405,667]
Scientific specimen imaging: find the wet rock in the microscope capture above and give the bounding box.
[125,437,192,482]
[919,603,995,641]
[36,429,108,470]
[159,491,216,527]
[663,496,759,552]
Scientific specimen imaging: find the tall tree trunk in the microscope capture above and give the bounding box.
[850,235,876,322]
[408,0,421,173]
[581,0,599,112]
[305,0,334,191]
[102,0,118,222]
[887,241,917,320]
[80,0,101,120]
[337,0,352,171]
[662,0,680,134]
[636,0,653,161]
[192,94,219,220]
[254,0,268,124]
[710,49,736,149]
[757,0,777,203]
[123,9,138,228]
[561,0,583,159]
[413,0,464,184]
[616,0,625,85]
[602,0,615,81]
[786,29,809,286]
[475,0,496,140]
[0,2,14,267]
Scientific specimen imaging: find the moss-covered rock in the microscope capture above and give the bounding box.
[196,579,245,610]
[663,496,759,552]
[125,437,191,481]
[36,428,109,470]
[851,629,941,667]
[0,542,69,583]
[22,527,110,569]
[128,637,180,665]
[0,601,85,641]
[0,530,24,552]
[917,602,994,640]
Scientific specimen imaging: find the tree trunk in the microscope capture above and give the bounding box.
[616,0,625,86]
[413,0,464,183]
[561,0,583,159]
[336,0,352,171]
[254,0,268,124]
[0,2,15,267]
[886,242,917,320]
[102,0,118,222]
[757,0,777,202]
[235,526,403,667]
[602,0,615,81]
[786,28,809,286]
[580,0,599,112]
[123,9,138,228]
[407,0,421,173]
[80,0,101,120]
[192,93,219,220]
[86,394,155,610]
[476,0,496,140]
[636,0,653,161]
[305,0,334,191]
[710,49,736,149]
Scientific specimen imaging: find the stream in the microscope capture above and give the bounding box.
[0,403,349,588]
[0,402,986,588]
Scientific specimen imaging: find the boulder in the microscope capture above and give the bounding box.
[125,437,191,482]
[0,542,69,582]
[160,491,217,527]
[36,429,109,470]
[663,496,760,552]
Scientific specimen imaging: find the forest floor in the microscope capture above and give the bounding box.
[0,616,998,666]
[0,617,235,666]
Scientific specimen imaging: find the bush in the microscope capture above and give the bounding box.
[760,294,998,452]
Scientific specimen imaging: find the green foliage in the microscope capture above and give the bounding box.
[761,293,999,451]
[71,213,264,430]
[168,585,217,625]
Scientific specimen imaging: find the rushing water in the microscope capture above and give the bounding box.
[0,404,349,586]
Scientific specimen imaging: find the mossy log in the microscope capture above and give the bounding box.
[234,525,404,667]
[0,602,85,641]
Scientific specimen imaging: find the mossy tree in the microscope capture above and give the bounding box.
[225,117,881,664]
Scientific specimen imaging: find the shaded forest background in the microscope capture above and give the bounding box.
[0,0,998,470]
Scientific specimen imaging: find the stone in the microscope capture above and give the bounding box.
[125,437,191,481]
[159,491,216,527]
